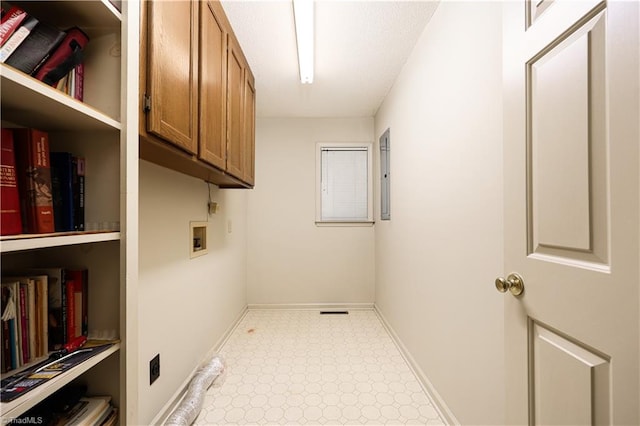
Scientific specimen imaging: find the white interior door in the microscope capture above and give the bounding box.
[502,1,639,424]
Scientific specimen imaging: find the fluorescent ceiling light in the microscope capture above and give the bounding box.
[293,0,314,84]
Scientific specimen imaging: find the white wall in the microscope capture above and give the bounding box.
[374,2,504,424]
[246,118,375,305]
[138,161,247,424]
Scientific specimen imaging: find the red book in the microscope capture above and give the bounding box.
[73,62,84,101]
[0,5,27,47]
[1,128,22,235]
[65,279,75,344]
[33,27,89,87]
[66,269,88,337]
[13,128,55,233]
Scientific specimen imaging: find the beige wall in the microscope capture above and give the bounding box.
[374,2,505,424]
[138,161,247,424]
[246,118,375,305]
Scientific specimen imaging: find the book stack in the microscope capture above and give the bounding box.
[1,127,86,236]
[52,62,84,100]
[0,275,48,371]
[57,396,118,426]
[1,268,88,373]
[0,2,89,100]
[9,385,118,425]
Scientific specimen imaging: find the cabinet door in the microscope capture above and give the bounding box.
[199,1,227,169]
[147,1,199,154]
[242,68,256,186]
[226,34,245,180]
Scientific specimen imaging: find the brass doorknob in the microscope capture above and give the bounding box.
[495,273,525,296]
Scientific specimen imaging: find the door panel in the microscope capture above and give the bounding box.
[527,9,608,266]
[226,35,244,180]
[530,320,610,425]
[199,0,227,169]
[503,1,639,424]
[147,1,199,154]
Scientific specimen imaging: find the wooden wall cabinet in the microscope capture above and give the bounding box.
[141,0,255,188]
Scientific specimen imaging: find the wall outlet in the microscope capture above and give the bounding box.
[150,354,160,385]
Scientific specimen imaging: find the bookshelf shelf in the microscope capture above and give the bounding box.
[0,343,120,423]
[0,232,120,253]
[0,65,120,132]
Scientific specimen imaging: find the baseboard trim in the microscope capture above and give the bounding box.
[374,304,460,426]
[151,305,249,425]
[247,302,374,311]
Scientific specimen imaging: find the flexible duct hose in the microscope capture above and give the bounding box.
[165,355,226,426]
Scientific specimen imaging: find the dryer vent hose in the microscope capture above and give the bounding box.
[165,355,226,426]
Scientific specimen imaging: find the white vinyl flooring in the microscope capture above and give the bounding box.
[195,309,447,425]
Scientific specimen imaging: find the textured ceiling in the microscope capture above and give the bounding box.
[220,0,439,118]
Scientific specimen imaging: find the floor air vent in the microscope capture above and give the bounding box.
[320,311,349,315]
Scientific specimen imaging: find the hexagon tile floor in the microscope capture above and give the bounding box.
[195,309,447,425]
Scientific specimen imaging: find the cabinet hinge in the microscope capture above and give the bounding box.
[143,94,151,112]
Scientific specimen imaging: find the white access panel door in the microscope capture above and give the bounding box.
[502,1,639,424]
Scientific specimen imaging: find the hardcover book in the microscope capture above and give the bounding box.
[18,280,27,364]
[73,62,84,101]
[33,26,88,86]
[66,269,88,338]
[31,274,48,359]
[1,128,22,235]
[72,156,85,231]
[50,152,74,232]
[0,5,27,47]
[26,278,35,363]
[13,128,55,233]
[0,15,37,63]
[5,21,65,75]
[65,278,75,344]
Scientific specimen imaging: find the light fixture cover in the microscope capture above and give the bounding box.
[293,0,314,84]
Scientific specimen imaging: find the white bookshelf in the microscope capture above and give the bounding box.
[0,0,138,423]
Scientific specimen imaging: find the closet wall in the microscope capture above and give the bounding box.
[246,118,375,306]
[138,160,248,424]
[374,2,505,424]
